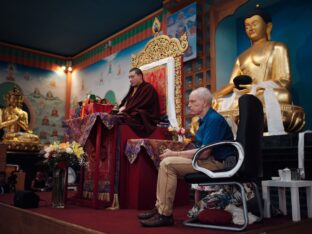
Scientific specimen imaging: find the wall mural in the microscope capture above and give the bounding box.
[0,61,66,144]
[70,37,151,115]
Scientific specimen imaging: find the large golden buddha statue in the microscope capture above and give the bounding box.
[213,7,305,134]
[0,87,40,150]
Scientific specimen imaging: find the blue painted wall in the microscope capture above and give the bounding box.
[215,19,237,89]
[216,0,312,130]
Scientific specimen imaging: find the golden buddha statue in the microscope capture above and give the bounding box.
[213,7,305,133]
[0,87,40,150]
[182,116,199,144]
[189,116,199,137]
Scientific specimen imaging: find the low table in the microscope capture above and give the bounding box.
[262,180,312,222]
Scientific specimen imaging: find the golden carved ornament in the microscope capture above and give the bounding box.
[132,34,188,67]
[132,18,188,126]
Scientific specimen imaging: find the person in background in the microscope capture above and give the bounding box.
[31,171,48,192]
[45,176,53,191]
[0,171,9,194]
[7,171,17,192]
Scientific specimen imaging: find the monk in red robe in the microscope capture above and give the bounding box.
[118,67,160,137]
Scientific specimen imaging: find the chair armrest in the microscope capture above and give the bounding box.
[192,141,244,178]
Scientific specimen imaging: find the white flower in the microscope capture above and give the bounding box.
[44,146,53,153]
[66,147,73,154]
[44,141,86,168]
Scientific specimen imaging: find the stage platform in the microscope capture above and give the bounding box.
[1,192,312,234]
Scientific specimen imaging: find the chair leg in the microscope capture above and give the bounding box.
[252,182,264,221]
[235,182,249,230]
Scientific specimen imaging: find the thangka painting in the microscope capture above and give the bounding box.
[70,37,152,117]
[0,61,66,144]
[167,2,197,62]
[139,57,179,129]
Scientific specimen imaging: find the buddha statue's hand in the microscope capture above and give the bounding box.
[234,86,251,95]
[11,114,19,122]
[11,111,22,121]
[238,84,252,90]
[255,87,265,96]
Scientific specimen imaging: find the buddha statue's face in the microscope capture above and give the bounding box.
[244,15,267,42]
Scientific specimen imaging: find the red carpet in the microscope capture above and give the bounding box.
[0,192,303,234]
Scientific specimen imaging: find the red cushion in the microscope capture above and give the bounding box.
[198,209,232,225]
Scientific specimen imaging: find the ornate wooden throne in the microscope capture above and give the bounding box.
[131,17,188,128]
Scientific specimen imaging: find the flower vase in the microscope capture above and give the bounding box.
[51,167,67,208]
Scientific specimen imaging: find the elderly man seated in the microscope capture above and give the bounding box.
[138,87,234,227]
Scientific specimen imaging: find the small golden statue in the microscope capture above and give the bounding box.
[213,6,305,133]
[0,87,40,151]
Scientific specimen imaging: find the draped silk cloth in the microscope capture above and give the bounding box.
[63,112,118,146]
[298,130,312,179]
[250,80,286,135]
[63,113,119,205]
[125,139,194,168]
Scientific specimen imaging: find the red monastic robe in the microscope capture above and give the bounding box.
[120,82,160,137]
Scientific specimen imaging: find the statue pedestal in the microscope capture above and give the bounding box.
[0,143,7,171]
[6,150,44,190]
[4,141,42,152]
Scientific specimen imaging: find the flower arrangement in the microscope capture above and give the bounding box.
[168,126,186,142]
[168,126,186,136]
[44,141,86,170]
